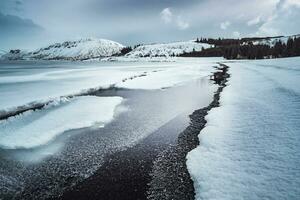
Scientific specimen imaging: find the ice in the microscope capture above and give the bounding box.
[0,58,222,112]
[0,62,143,112]
[187,57,300,199]
[0,96,123,149]
[117,65,209,89]
[116,58,223,89]
[0,58,221,150]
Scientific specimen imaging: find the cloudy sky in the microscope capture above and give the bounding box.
[0,0,300,51]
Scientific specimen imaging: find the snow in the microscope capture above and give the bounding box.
[1,38,124,61]
[116,58,218,89]
[0,57,222,150]
[187,57,300,199]
[0,58,222,113]
[0,39,213,61]
[0,63,138,113]
[242,35,300,46]
[125,41,212,58]
[0,50,29,60]
[0,96,123,149]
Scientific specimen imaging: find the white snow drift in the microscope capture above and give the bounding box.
[0,96,123,149]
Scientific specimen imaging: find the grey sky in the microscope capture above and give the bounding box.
[0,0,300,51]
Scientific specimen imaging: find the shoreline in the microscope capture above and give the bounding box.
[148,64,229,200]
[58,64,229,200]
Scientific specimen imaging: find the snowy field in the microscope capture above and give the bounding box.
[187,57,300,199]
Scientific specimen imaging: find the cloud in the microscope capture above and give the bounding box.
[176,16,189,30]
[277,0,300,9]
[160,7,190,30]
[0,12,42,32]
[220,21,231,30]
[0,11,44,50]
[0,0,298,49]
[15,0,23,5]
[255,0,300,36]
[247,16,261,26]
[160,8,173,23]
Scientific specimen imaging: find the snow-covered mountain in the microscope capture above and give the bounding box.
[125,41,212,58]
[0,49,29,61]
[1,38,124,61]
[0,50,6,57]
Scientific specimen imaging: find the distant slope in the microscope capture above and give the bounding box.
[125,41,212,58]
[1,38,124,61]
[0,49,29,61]
[182,34,300,59]
[241,34,300,46]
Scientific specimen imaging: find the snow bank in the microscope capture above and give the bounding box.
[125,41,212,58]
[187,57,300,199]
[0,96,123,149]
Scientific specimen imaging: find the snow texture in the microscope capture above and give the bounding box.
[0,96,123,149]
[242,34,300,47]
[125,41,212,58]
[187,57,300,200]
[1,38,124,61]
[0,58,222,113]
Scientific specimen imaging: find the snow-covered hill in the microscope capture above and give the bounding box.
[0,49,29,61]
[0,50,6,57]
[1,38,124,61]
[125,41,212,58]
[242,34,300,46]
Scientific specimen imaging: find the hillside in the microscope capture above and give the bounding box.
[181,35,300,59]
[125,41,212,58]
[1,38,124,61]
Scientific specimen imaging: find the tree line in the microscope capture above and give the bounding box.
[181,36,300,59]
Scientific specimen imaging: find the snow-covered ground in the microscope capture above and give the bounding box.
[0,96,122,149]
[187,57,300,199]
[0,58,221,150]
[0,58,221,113]
[0,57,221,199]
[125,41,212,58]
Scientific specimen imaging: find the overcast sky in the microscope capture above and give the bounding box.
[1,0,300,51]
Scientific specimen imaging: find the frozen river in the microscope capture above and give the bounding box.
[1,57,299,200]
[0,58,219,199]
